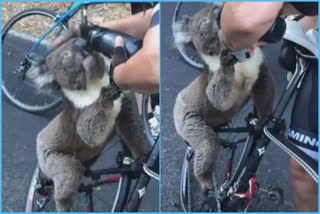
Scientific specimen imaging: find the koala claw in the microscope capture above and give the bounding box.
[101,84,121,100]
[220,49,237,67]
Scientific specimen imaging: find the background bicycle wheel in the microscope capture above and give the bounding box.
[161,2,295,212]
[2,2,158,211]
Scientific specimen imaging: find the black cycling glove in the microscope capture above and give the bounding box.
[109,46,128,92]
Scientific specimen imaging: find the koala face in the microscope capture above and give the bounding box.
[27,37,107,92]
[189,6,223,56]
[174,5,224,57]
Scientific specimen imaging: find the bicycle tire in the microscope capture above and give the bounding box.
[172,2,204,70]
[2,8,67,112]
[26,164,132,212]
[180,103,256,212]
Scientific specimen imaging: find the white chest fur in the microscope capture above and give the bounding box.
[63,71,122,122]
[65,70,123,147]
[200,48,264,96]
[202,48,264,111]
[234,48,264,92]
[200,48,263,83]
[200,54,221,72]
[62,73,110,109]
[62,56,113,109]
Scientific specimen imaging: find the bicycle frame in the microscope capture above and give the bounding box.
[77,139,159,212]
[76,92,159,212]
[180,43,318,212]
[218,53,314,211]
[236,55,316,177]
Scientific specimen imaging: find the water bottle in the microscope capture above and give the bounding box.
[82,25,143,58]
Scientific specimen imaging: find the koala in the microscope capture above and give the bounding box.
[173,5,275,193]
[27,37,151,211]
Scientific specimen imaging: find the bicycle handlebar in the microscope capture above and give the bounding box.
[80,25,143,58]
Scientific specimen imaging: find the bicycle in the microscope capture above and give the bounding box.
[2,1,159,212]
[2,1,155,112]
[25,93,159,212]
[172,2,318,212]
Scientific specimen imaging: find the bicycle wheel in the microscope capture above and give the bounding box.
[26,161,132,212]
[180,101,256,212]
[172,2,221,70]
[2,8,67,112]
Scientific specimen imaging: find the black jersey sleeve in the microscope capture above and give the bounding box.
[290,2,318,16]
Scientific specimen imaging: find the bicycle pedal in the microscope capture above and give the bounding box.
[36,185,53,197]
[258,187,284,204]
[199,202,213,212]
[35,178,53,197]
[35,196,51,210]
[199,190,219,211]
[207,196,218,210]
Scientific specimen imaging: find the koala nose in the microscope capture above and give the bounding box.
[74,38,92,54]
[208,50,215,56]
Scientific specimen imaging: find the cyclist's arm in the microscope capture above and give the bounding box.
[102,8,153,39]
[50,8,153,49]
[113,25,159,94]
[221,2,284,51]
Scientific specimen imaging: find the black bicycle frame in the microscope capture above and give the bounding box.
[76,136,159,212]
[125,140,159,211]
[222,50,318,210]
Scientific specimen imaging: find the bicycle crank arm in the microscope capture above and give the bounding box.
[257,187,284,204]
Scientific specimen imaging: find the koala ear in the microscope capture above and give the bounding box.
[27,63,60,93]
[173,16,192,45]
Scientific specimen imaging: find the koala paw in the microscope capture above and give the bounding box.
[220,49,237,67]
[101,83,121,101]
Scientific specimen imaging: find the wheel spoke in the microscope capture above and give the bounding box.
[2,9,66,112]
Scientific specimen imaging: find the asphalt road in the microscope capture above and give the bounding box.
[161,2,295,212]
[2,35,158,211]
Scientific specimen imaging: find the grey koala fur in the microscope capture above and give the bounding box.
[173,5,275,191]
[27,37,151,211]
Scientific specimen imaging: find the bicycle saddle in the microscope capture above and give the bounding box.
[283,20,318,58]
